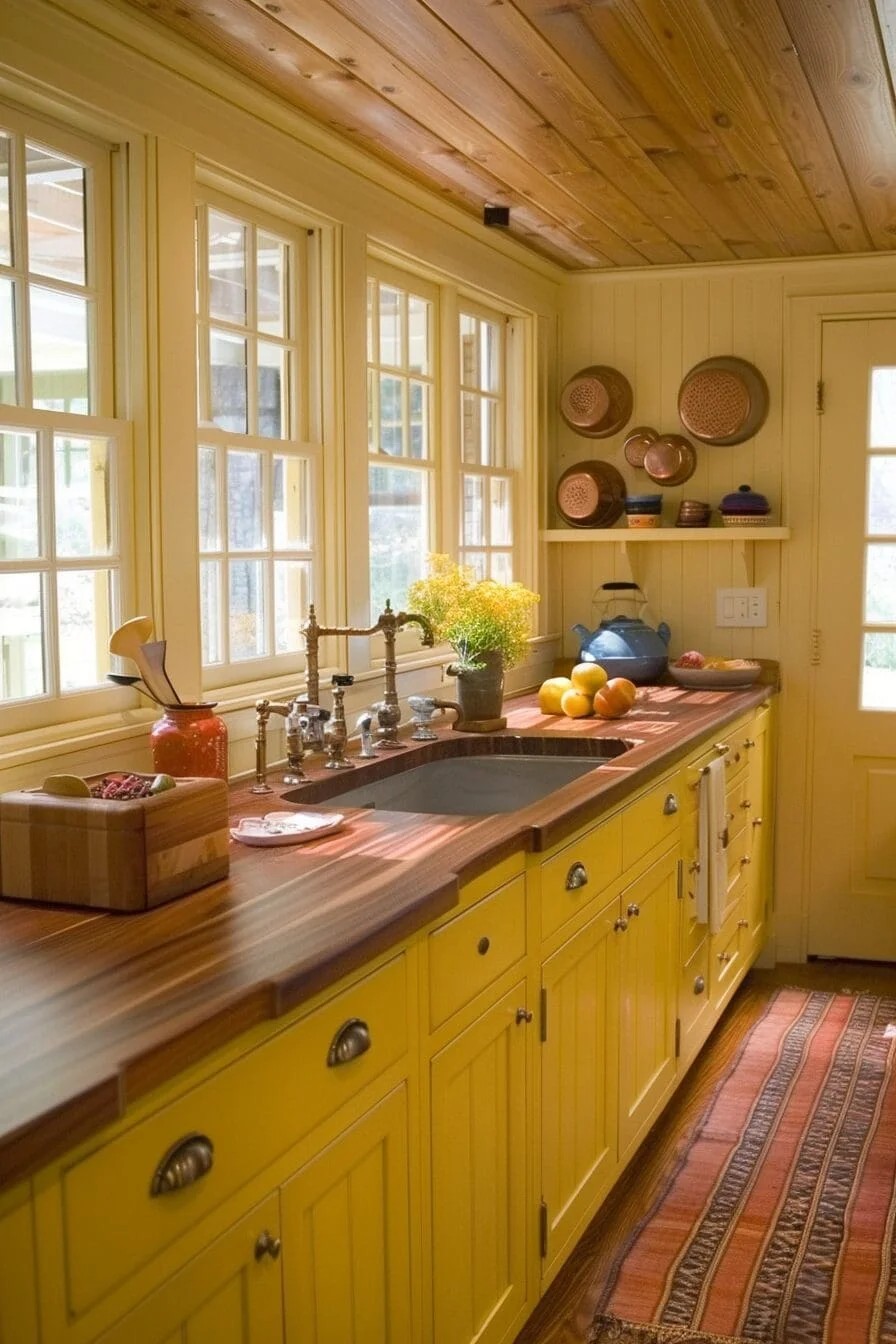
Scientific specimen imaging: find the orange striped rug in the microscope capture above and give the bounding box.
[589,989,896,1344]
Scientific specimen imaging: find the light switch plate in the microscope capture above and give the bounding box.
[716,587,767,627]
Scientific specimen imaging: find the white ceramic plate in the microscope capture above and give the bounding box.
[668,663,761,689]
[230,810,346,846]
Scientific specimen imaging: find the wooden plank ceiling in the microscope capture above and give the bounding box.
[122,0,896,271]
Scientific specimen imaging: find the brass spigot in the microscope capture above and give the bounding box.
[324,675,355,770]
[252,697,306,794]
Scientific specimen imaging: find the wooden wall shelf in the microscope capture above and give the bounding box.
[540,527,790,543]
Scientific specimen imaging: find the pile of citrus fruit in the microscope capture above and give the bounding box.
[538,663,637,720]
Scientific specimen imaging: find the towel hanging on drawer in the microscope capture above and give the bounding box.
[697,757,728,934]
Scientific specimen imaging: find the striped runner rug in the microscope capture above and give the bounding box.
[589,988,896,1344]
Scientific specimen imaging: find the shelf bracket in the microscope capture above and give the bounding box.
[733,540,755,585]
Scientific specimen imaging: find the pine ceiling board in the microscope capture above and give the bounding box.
[710,0,872,252]
[389,0,736,264]
[121,0,611,267]
[244,0,669,266]
[781,0,896,249]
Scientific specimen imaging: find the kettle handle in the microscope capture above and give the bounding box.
[600,581,642,593]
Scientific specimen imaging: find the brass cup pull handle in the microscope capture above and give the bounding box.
[327,1017,371,1067]
[565,861,588,891]
[626,902,641,918]
[515,1006,533,1025]
[613,916,628,933]
[714,742,730,756]
[254,1230,282,1262]
[150,1133,214,1197]
[663,793,679,815]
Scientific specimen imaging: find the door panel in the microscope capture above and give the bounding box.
[810,317,896,957]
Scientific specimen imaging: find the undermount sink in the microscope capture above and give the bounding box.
[282,735,634,816]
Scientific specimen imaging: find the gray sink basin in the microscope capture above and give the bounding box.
[283,735,633,816]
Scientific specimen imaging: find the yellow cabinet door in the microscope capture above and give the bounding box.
[280,1085,414,1344]
[430,981,530,1344]
[617,850,679,1162]
[540,894,620,1283]
[0,1184,39,1344]
[743,708,773,957]
[94,1195,283,1344]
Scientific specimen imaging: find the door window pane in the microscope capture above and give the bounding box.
[369,464,429,613]
[55,435,112,557]
[0,429,38,559]
[868,456,896,534]
[26,145,86,285]
[862,633,896,710]
[31,287,89,412]
[229,558,266,660]
[0,571,44,700]
[865,544,896,623]
[871,368,896,448]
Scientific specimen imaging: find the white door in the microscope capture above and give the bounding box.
[809,317,896,958]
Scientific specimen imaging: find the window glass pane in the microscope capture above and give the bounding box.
[274,558,310,654]
[208,209,247,324]
[366,277,376,360]
[868,456,896,534]
[57,567,111,689]
[865,544,896,622]
[862,633,896,709]
[463,473,485,545]
[257,231,286,337]
[490,551,513,584]
[26,144,86,286]
[490,476,512,545]
[0,429,38,559]
[273,454,310,549]
[461,392,481,465]
[409,380,429,461]
[871,369,896,448]
[0,134,10,267]
[210,330,248,432]
[464,550,487,579]
[200,558,222,664]
[227,450,264,550]
[0,571,44,699]
[258,341,286,439]
[369,464,428,614]
[229,558,266,659]
[0,278,15,404]
[31,287,89,412]
[379,374,404,456]
[367,367,377,452]
[460,313,476,384]
[55,435,111,557]
[379,285,402,368]
[482,397,500,467]
[198,446,219,550]
[408,294,429,374]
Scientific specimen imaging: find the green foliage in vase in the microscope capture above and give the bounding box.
[408,554,539,671]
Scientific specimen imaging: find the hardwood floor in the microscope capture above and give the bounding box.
[514,960,896,1344]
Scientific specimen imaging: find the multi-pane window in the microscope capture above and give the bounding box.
[0,110,124,714]
[459,305,512,582]
[366,269,435,616]
[196,197,317,675]
[862,367,896,708]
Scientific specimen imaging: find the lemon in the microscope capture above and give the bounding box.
[560,687,593,718]
[538,676,573,714]
[42,773,91,797]
[570,662,609,695]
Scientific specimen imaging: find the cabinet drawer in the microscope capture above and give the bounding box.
[622,772,682,869]
[428,876,526,1029]
[678,939,711,1060]
[540,814,622,940]
[57,952,408,1317]
[711,910,745,1003]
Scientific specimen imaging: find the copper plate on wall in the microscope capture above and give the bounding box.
[559,365,633,438]
[555,459,626,527]
[643,434,697,486]
[678,356,769,446]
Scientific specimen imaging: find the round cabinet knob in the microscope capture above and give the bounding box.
[717,950,732,963]
[663,793,679,815]
[740,854,752,867]
[626,902,641,918]
[477,936,491,956]
[613,916,628,933]
[740,799,752,810]
[738,918,749,929]
[565,861,589,891]
[693,975,706,995]
[254,1231,282,1262]
[753,816,764,827]
[515,1007,533,1025]
[742,738,756,749]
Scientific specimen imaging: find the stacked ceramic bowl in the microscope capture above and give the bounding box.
[624,493,663,528]
[676,499,713,528]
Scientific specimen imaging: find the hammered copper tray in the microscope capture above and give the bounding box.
[678,356,769,446]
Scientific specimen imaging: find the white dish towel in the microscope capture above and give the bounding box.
[696,757,729,934]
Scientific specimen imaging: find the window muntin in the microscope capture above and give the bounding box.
[196,195,317,676]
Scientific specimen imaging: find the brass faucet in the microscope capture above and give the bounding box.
[251,697,306,794]
[301,600,435,749]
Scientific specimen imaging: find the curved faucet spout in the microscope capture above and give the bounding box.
[392,612,435,648]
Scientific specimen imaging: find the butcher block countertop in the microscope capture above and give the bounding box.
[0,681,773,1192]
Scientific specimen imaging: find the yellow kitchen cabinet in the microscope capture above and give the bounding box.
[539,889,620,1282]
[281,1084,414,1344]
[93,1195,283,1344]
[0,1181,39,1344]
[740,704,774,961]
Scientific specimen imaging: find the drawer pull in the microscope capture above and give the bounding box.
[743,738,756,749]
[717,951,732,964]
[738,918,749,929]
[714,742,730,756]
[740,799,752,809]
[753,816,764,827]
[663,793,679,815]
[626,902,641,918]
[613,916,628,933]
[515,1006,533,1025]
[477,936,491,956]
[693,975,706,995]
[565,861,588,891]
[327,1017,371,1067]
[150,1133,214,1197]
[254,1231,282,1262]
[740,854,752,867]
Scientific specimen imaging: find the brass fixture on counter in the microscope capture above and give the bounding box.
[323,675,355,770]
[251,696,328,794]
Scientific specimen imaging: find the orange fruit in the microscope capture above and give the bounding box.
[593,677,637,719]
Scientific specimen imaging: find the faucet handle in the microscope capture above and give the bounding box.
[408,694,441,741]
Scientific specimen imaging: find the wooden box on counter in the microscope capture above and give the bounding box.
[0,776,230,912]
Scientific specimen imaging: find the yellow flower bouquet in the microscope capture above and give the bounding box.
[408,554,539,672]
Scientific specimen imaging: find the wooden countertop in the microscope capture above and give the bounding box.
[0,682,773,1192]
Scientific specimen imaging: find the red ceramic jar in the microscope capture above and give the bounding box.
[150,704,228,780]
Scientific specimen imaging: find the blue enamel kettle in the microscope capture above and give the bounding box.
[572,582,671,684]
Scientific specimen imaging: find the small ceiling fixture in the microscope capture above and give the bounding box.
[483,204,510,227]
